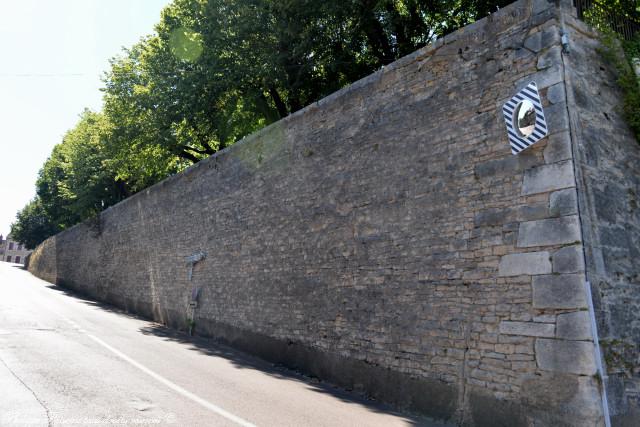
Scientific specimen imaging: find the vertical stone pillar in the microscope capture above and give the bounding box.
[491,2,605,424]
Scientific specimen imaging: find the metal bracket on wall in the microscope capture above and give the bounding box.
[190,286,201,308]
[185,250,207,281]
[561,33,570,54]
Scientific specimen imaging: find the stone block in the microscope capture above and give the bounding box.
[549,188,578,217]
[499,321,555,337]
[543,131,572,163]
[537,46,562,71]
[517,216,581,248]
[517,204,549,222]
[533,314,555,323]
[532,0,554,15]
[521,373,603,421]
[498,252,551,277]
[522,161,575,196]
[524,32,543,53]
[546,83,565,105]
[517,65,563,91]
[475,207,513,227]
[475,205,549,226]
[545,102,570,134]
[532,274,588,309]
[552,245,585,273]
[474,152,540,179]
[556,311,592,340]
[535,339,597,375]
[524,27,559,53]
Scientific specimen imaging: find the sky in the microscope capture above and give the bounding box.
[0,0,172,237]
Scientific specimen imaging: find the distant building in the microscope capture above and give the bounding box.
[0,234,32,265]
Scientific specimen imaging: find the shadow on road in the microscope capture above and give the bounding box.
[139,323,446,427]
[42,282,451,427]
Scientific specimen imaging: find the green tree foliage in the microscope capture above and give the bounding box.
[582,0,640,31]
[583,1,640,142]
[10,199,59,250]
[619,35,640,141]
[13,0,510,247]
[38,110,128,224]
[11,110,128,246]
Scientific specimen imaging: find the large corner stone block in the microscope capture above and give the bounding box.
[524,27,560,54]
[474,153,540,179]
[537,46,562,71]
[498,251,551,277]
[543,131,572,164]
[522,161,575,196]
[533,274,588,309]
[546,83,566,105]
[500,321,555,337]
[549,188,578,217]
[516,66,564,93]
[535,339,597,375]
[545,102,571,133]
[552,245,585,274]
[556,311,592,341]
[517,216,581,248]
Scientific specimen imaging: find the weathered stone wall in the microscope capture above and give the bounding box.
[563,8,640,426]
[29,1,613,425]
[25,236,56,283]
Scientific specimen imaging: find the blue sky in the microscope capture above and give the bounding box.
[0,0,171,237]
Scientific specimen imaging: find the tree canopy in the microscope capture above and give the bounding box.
[12,0,512,248]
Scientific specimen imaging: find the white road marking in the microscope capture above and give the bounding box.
[61,319,256,427]
[11,273,256,427]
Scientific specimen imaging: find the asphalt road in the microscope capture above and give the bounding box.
[0,262,448,427]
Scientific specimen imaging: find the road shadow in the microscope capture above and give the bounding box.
[44,283,153,323]
[42,282,452,427]
[139,323,449,427]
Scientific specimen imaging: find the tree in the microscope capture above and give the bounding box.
[36,142,80,230]
[12,110,131,248]
[35,110,128,227]
[10,198,59,250]
[59,110,129,216]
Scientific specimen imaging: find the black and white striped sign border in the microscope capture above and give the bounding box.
[502,82,548,155]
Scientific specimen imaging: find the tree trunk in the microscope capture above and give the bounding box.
[269,86,289,118]
[359,1,394,65]
[178,150,200,163]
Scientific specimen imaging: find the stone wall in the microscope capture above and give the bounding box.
[563,8,640,426]
[29,1,616,425]
[25,236,56,283]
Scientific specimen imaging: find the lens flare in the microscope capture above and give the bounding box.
[169,27,203,62]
